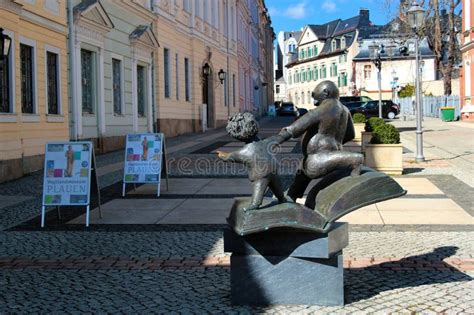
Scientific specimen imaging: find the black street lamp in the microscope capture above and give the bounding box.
[407,0,425,162]
[369,42,385,118]
[0,28,12,60]
[218,69,226,84]
[202,63,211,77]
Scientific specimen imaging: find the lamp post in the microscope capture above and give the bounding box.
[369,42,385,118]
[0,28,12,60]
[408,0,425,162]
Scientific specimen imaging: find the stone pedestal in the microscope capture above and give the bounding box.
[224,222,348,306]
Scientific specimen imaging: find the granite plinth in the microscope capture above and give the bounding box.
[224,222,348,259]
[225,224,348,306]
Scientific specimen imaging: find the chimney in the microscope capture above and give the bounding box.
[359,8,370,27]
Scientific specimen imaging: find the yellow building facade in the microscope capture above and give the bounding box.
[152,0,240,136]
[0,0,69,183]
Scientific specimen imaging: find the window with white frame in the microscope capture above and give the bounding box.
[20,43,35,114]
[112,58,123,115]
[183,0,190,12]
[364,65,371,79]
[175,53,179,100]
[46,51,60,115]
[81,49,95,114]
[232,74,236,107]
[341,36,346,49]
[0,31,13,113]
[137,65,146,117]
[184,57,190,102]
[164,48,170,98]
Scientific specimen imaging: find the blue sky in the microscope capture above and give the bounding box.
[266,0,399,35]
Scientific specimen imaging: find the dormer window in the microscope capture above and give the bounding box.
[341,36,346,49]
[331,39,337,52]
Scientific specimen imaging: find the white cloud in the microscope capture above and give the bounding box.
[267,6,280,17]
[322,0,337,13]
[284,2,307,19]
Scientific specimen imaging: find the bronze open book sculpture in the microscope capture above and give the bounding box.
[218,81,406,236]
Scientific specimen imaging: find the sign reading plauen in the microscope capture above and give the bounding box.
[42,142,100,227]
[122,133,166,196]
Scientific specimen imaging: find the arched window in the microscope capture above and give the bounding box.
[331,39,336,51]
[341,36,346,49]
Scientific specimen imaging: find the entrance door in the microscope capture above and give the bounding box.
[202,66,215,128]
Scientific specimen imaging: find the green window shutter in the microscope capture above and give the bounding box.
[308,69,312,81]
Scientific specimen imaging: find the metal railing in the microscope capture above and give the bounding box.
[398,95,460,120]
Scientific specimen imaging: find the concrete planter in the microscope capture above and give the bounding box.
[361,131,372,152]
[353,123,365,143]
[364,143,403,175]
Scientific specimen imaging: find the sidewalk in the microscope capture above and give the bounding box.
[0,116,473,313]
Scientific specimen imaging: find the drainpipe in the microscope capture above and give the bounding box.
[68,0,77,140]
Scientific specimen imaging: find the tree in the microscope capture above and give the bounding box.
[425,0,461,95]
[382,0,461,95]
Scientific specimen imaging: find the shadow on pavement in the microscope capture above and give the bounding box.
[345,246,471,304]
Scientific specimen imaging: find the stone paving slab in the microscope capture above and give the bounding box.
[394,178,445,195]
[157,199,234,224]
[128,178,213,195]
[68,199,184,225]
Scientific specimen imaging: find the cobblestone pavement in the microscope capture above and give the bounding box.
[1,117,473,312]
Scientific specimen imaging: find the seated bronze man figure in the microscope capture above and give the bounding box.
[279,80,364,202]
[216,113,287,210]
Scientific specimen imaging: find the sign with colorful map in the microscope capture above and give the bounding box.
[122,133,167,197]
[42,142,93,206]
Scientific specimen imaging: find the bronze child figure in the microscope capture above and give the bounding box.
[216,113,287,210]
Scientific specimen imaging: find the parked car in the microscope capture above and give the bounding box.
[339,96,373,104]
[295,107,308,120]
[351,100,400,119]
[277,102,297,116]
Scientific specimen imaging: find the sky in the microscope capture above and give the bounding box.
[266,0,399,35]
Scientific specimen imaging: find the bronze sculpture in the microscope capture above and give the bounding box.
[216,113,287,211]
[218,81,405,235]
[279,80,364,202]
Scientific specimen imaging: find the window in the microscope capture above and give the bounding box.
[164,48,170,98]
[137,65,146,117]
[232,74,236,107]
[308,68,312,81]
[46,52,59,114]
[184,57,190,102]
[112,58,122,115]
[295,71,299,83]
[302,69,306,82]
[341,36,346,49]
[307,91,311,104]
[313,45,318,56]
[0,42,11,113]
[307,47,311,58]
[322,65,327,78]
[81,49,94,114]
[364,65,372,79]
[330,63,337,77]
[314,67,318,80]
[288,72,292,84]
[175,53,179,100]
[276,85,280,94]
[21,44,35,113]
[331,39,336,52]
[339,54,347,63]
[183,0,190,12]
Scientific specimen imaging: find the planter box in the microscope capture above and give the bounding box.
[353,123,365,143]
[364,143,403,175]
[361,131,372,152]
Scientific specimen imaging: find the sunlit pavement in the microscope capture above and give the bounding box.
[0,116,473,313]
